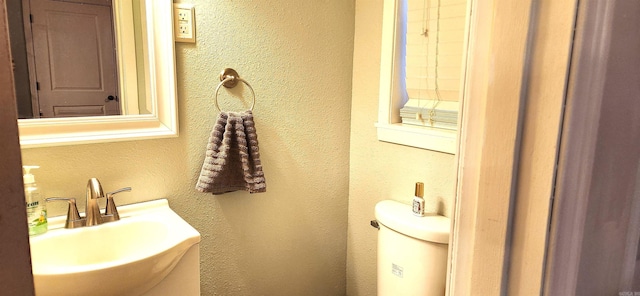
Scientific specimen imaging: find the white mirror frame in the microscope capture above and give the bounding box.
[18,0,178,148]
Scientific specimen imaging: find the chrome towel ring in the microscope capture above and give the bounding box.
[214,68,256,112]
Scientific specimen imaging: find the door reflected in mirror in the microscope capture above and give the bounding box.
[8,0,151,119]
[14,0,178,148]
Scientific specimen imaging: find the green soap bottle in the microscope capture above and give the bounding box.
[23,166,47,236]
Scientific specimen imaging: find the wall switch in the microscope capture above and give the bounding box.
[173,4,195,43]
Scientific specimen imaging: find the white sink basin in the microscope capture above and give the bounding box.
[29,199,200,296]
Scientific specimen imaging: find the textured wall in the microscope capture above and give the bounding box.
[20,1,354,295]
[346,1,457,295]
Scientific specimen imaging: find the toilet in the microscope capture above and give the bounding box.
[374,200,451,296]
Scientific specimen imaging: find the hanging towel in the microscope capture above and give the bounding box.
[196,110,266,194]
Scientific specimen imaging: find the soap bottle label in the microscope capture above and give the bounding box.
[26,195,47,236]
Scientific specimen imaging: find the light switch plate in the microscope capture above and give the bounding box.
[173,3,195,43]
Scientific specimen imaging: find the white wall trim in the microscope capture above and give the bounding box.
[449,0,534,294]
[375,123,456,153]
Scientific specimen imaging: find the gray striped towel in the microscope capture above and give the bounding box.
[196,110,266,194]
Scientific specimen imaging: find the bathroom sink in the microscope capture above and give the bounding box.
[29,199,200,296]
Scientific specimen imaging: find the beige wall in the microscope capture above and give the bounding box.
[19,1,354,295]
[346,1,458,295]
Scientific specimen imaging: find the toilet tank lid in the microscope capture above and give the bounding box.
[375,200,450,244]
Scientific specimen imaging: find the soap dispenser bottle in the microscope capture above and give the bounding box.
[23,165,48,236]
[412,182,425,216]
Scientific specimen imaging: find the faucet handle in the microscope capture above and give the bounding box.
[45,197,85,228]
[103,187,131,222]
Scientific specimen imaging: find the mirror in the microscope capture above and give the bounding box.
[11,0,145,119]
[13,0,177,148]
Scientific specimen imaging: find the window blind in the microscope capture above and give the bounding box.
[402,0,467,129]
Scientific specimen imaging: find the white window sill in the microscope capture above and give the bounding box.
[375,122,456,154]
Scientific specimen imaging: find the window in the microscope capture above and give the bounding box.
[376,0,470,154]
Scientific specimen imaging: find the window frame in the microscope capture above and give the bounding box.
[375,0,471,154]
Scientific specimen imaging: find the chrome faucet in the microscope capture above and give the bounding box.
[104,186,131,222]
[45,178,131,229]
[85,178,104,226]
[44,197,84,228]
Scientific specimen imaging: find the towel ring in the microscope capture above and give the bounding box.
[214,68,256,112]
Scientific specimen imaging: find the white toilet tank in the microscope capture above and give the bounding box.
[375,200,451,296]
